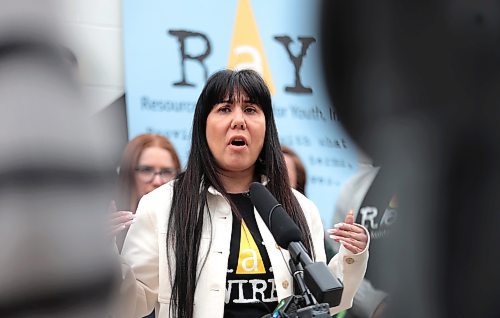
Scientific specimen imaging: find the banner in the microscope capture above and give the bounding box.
[123,0,358,226]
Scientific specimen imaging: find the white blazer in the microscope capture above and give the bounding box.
[118,181,369,318]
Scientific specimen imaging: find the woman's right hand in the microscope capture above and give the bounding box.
[109,201,135,236]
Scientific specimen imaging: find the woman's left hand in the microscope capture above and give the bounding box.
[108,200,135,237]
[327,210,368,254]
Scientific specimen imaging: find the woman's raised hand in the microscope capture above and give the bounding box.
[109,200,135,236]
[328,210,368,254]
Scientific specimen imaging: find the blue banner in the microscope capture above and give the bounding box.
[123,0,358,226]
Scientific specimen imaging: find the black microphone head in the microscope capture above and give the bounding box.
[249,182,303,248]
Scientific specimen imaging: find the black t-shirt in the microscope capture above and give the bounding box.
[224,193,278,318]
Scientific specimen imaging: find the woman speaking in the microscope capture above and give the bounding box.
[117,69,369,318]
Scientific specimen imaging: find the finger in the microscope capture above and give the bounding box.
[344,209,354,224]
[110,211,135,225]
[111,216,135,227]
[339,239,361,254]
[111,211,124,218]
[111,217,135,228]
[110,219,135,236]
[332,222,365,234]
[329,228,367,242]
[115,211,135,218]
[111,211,135,219]
[330,235,367,250]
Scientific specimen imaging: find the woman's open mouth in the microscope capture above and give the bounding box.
[231,139,246,146]
[228,136,248,149]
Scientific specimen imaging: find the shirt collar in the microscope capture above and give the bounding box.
[206,175,269,196]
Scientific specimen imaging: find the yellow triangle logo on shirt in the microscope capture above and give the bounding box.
[227,0,276,95]
[236,220,266,274]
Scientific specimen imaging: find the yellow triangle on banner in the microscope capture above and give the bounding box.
[227,0,276,95]
[236,220,266,274]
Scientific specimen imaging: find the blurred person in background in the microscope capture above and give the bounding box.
[0,1,121,317]
[111,133,182,249]
[112,135,181,318]
[282,145,391,318]
[281,145,337,262]
[281,145,307,195]
[115,133,181,213]
[321,1,500,317]
[332,151,394,318]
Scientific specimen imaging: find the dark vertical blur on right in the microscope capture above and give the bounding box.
[320,1,500,317]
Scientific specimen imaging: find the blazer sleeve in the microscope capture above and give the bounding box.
[304,195,370,315]
[118,191,161,318]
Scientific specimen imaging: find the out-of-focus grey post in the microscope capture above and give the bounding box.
[0,1,121,317]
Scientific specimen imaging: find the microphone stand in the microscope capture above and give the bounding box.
[289,261,314,307]
[260,258,331,318]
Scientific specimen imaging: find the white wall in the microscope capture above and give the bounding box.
[58,0,124,113]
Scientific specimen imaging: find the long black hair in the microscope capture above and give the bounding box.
[166,69,314,318]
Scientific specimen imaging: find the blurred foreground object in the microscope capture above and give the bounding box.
[321,1,500,317]
[0,1,119,317]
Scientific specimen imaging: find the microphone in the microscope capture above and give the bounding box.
[249,182,303,248]
[249,182,343,307]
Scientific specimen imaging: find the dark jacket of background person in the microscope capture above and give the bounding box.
[333,164,390,318]
[321,1,500,317]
